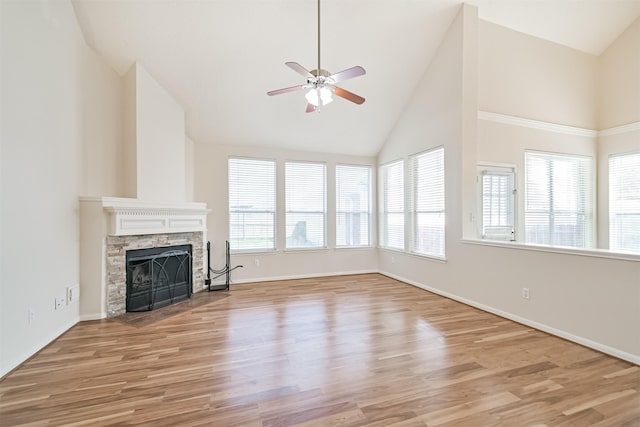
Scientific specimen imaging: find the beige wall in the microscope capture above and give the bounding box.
[194,143,378,283]
[479,20,599,130]
[478,17,640,251]
[134,63,187,203]
[597,130,640,248]
[122,63,138,198]
[599,17,640,129]
[477,120,597,243]
[80,52,124,197]
[185,136,195,202]
[0,0,122,376]
[596,17,640,248]
[377,5,640,363]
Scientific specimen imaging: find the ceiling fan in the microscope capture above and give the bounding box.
[267,0,366,113]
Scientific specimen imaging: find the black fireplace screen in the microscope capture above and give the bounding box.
[126,244,192,312]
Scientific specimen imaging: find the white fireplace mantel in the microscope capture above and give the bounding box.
[80,197,209,236]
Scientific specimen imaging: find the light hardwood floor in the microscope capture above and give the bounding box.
[1,274,638,426]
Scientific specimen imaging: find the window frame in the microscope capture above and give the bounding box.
[477,163,517,242]
[379,159,405,251]
[284,160,327,250]
[609,150,640,254]
[335,163,372,248]
[524,149,594,249]
[409,146,446,259]
[228,156,277,253]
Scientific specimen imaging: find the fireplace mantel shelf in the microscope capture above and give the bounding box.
[80,197,210,236]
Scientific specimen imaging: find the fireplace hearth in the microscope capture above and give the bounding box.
[126,245,192,312]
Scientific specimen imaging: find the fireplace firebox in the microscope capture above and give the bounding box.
[126,244,192,312]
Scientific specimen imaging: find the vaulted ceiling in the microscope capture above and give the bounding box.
[71,0,640,157]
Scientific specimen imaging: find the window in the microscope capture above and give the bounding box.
[410,147,445,257]
[609,152,640,253]
[285,162,326,249]
[479,166,516,241]
[228,158,276,252]
[336,165,371,247]
[379,160,404,250]
[525,151,593,248]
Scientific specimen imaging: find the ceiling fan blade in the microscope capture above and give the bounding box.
[267,85,306,96]
[328,66,366,83]
[333,86,365,105]
[306,103,317,113]
[285,62,314,78]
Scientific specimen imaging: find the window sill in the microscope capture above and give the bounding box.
[461,239,640,262]
[283,247,329,253]
[230,249,279,256]
[335,245,375,250]
[379,247,448,263]
[407,251,447,263]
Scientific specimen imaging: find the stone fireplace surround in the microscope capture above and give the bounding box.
[79,197,209,319]
[106,232,203,317]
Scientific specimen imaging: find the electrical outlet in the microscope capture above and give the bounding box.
[391,256,395,264]
[28,309,35,324]
[522,287,530,300]
[55,297,65,310]
[254,258,260,267]
[67,285,80,304]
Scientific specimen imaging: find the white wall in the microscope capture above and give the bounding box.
[194,143,378,283]
[377,4,640,363]
[0,0,122,376]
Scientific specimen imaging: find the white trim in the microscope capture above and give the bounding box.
[599,121,640,137]
[478,111,598,137]
[0,319,79,379]
[231,269,378,285]
[79,197,210,236]
[478,111,640,139]
[379,270,640,366]
[79,313,106,321]
[461,238,640,262]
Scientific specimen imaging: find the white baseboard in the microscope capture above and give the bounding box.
[379,270,640,366]
[79,313,105,321]
[1,318,79,378]
[231,269,379,285]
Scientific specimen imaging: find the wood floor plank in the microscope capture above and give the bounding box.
[0,273,638,426]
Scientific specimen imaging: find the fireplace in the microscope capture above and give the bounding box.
[126,244,192,311]
[79,197,209,319]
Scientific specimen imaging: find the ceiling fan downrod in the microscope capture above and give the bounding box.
[317,0,321,73]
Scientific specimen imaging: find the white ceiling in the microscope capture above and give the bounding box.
[71,0,640,157]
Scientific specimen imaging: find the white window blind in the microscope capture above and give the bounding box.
[336,165,371,247]
[411,147,445,257]
[525,151,593,248]
[286,162,326,249]
[228,158,276,252]
[380,160,404,250]
[609,152,640,253]
[479,167,515,241]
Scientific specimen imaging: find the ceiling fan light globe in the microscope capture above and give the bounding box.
[305,88,320,106]
[320,87,333,105]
